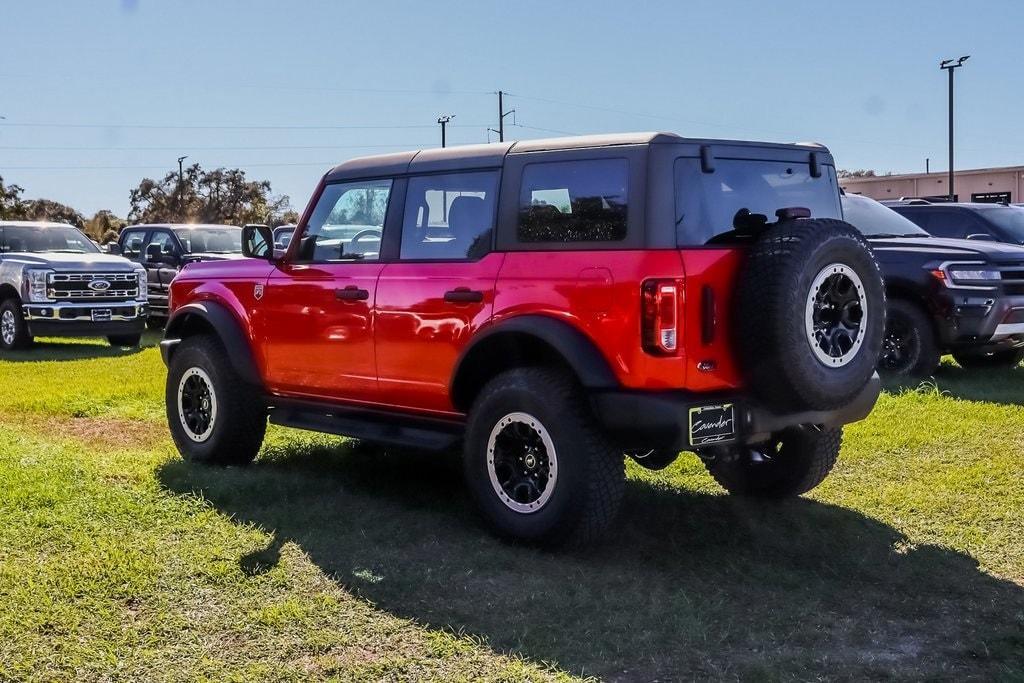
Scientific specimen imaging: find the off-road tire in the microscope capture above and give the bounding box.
[0,299,33,351]
[879,299,940,377]
[166,334,266,466]
[463,367,625,545]
[107,334,142,348]
[953,347,1024,370]
[735,219,885,411]
[704,426,842,498]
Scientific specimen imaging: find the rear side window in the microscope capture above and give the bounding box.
[517,159,628,243]
[400,171,498,260]
[674,158,841,245]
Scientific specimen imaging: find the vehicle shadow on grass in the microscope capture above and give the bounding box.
[157,443,1024,681]
[882,361,1024,407]
[0,331,160,363]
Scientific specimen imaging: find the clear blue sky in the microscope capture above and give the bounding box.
[1,0,1019,217]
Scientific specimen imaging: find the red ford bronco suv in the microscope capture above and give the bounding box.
[161,132,885,544]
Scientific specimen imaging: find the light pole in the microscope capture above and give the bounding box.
[437,115,454,148]
[940,56,969,201]
[177,156,188,217]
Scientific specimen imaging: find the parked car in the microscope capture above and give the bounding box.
[114,223,244,325]
[273,224,296,249]
[160,132,886,544]
[843,194,1024,374]
[0,221,148,350]
[886,200,1024,245]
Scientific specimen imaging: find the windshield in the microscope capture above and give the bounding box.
[0,225,99,254]
[982,207,1024,243]
[675,158,842,245]
[172,227,242,254]
[841,195,930,237]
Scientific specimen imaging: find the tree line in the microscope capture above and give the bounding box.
[0,164,300,243]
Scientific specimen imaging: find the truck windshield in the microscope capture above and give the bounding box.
[982,207,1024,244]
[841,194,930,237]
[0,225,99,254]
[173,227,242,254]
[675,158,842,245]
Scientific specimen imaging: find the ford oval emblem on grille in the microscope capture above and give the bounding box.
[88,280,111,292]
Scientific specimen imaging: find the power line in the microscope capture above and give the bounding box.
[0,121,491,131]
[0,143,434,152]
[0,161,344,171]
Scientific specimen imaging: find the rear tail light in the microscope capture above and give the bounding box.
[642,279,680,355]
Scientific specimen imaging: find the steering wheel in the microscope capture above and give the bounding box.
[349,229,382,248]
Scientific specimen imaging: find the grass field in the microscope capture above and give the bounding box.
[1,335,1022,681]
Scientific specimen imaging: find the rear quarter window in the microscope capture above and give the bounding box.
[674,158,841,245]
[517,158,628,243]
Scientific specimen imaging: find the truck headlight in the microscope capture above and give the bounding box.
[135,269,148,302]
[948,268,1000,283]
[22,269,53,302]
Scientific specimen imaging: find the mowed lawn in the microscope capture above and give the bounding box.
[1,336,1023,681]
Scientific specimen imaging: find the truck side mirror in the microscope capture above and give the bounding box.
[242,224,276,261]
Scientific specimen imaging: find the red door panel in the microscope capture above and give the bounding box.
[259,262,384,402]
[375,253,505,414]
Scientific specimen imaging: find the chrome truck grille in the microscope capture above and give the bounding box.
[47,272,139,301]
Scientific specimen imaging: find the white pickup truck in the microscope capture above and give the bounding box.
[0,221,148,350]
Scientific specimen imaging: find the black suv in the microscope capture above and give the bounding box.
[114,223,244,324]
[843,194,1024,374]
[887,200,1024,245]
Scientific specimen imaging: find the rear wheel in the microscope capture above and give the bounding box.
[166,335,266,466]
[108,334,142,348]
[0,299,32,351]
[463,367,625,545]
[703,426,842,498]
[953,347,1024,370]
[878,299,940,377]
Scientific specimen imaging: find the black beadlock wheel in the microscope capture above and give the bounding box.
[463,367,625,546]
[734,219,885,411]
[166,334,267,466]
[703,426,842,498]
[0,299,33,351]
[953,347,1024,370]
[879,299,940,377]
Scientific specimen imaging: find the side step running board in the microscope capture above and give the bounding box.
[269,401,463,452]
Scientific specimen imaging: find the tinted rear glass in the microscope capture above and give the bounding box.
[517,158,628,243]
[674,158,841,245]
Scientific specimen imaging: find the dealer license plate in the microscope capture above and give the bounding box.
[688,403,736,446]
[91,309,112,322]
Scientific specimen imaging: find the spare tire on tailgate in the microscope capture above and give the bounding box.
[734,218,884,411]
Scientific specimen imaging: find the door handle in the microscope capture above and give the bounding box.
[335,286,369,301]
[444,288,484,303]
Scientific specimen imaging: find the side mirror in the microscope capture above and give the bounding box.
[242,224,276,260]
[967,233,996,241]
[107,243,122,255]
[146,244,163,261]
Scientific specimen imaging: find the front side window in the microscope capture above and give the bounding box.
[517,159,628,243]
[146,231,179,261]
[401,171,498,260]
[120,230,147,261]
[299,179,391,262]
[675,158,841,245]
[0,225,99,254]
[173,227,242,254]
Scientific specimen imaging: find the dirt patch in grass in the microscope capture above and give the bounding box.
[3,411,165,451]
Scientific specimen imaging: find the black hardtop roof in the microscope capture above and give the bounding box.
[324,132,833,181]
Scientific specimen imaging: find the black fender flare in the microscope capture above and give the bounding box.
[450,315,619,411]
[162,300,262,386]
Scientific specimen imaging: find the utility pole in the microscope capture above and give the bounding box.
[940,56,969,201]
[488,90,515,142]
[926,157,930,174]
[437,115,454,148]
[177,156,188,217]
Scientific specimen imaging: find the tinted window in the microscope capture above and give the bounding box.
[674,158,841,245]
[0,225,99,254]
[977,207,1024,244]
[146,231,178,261]
[120,230,147,261]
[173,227,242,254]
[896,208,980,239]
[841,195,929,237]
[517,159,628,243]
[401,171,498,260]
[299,179,391,262]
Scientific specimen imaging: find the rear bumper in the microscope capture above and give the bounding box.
[591,374,881,450]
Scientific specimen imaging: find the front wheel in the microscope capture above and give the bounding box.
[953,347,1024,370]
[702,426,842,498]
[166,335,267,466]
[463,367,625,545]
[878,299,940,377]
[0,299,33,351]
